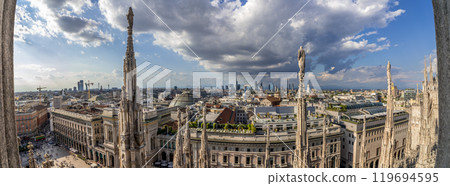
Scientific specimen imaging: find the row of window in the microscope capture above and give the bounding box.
[212,154,288,166]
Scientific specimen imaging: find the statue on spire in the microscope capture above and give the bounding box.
[298,46,306,81]
[127,7,134,29]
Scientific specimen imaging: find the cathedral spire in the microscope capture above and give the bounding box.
[265,125,271,168]
[416,83,420,101]
[429,55,433,84]
[198,106,210,168]
[424,56,428,88]
[359,116,367,168]
[183,106,192,168]
[173,108,184,168]
[294,45,308,168]
[380,61,395,168]
[118,7,145,168]
[124,7,135,76]
[320,116,327,168]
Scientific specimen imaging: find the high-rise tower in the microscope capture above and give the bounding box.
[118,7,146,168]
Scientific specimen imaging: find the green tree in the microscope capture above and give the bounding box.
[250,123,256,133]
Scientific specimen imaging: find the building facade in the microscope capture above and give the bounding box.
[15,105,48,137]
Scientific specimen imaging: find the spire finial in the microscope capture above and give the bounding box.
[424,56,428,84]
[429,55,433,82]
[127,7,134,29]
[387,61,392,94]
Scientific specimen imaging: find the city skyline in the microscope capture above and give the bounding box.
[14,0,436,92]
[2,0,448,172]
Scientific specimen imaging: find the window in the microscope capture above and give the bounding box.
[223,155,228,163]
[281,147,285,151]
[235,156,239,164]
[235,147,239,151]
[281,156,286,164]
[259,148,262,152]
[376,147,381,156]
[246,157,251,165]
[212,155,216,162]
[258,157,262,165]
[247,148,250,152]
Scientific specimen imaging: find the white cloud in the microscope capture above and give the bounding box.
[17,64,56,73]
[377,37,387,42]
[98,0,404,73]
[15,0,113,47]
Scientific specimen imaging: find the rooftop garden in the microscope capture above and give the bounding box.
[326,104,347,112]
[187,120,257,134]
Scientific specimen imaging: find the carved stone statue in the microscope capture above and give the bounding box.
[127,7,134,29]
[27,142,37,168]
[42,153,54,168]
[298,46,306,80]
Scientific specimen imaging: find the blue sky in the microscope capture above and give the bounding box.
[14,0,437,92]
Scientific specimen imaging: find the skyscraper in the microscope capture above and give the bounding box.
[78,80,84,92]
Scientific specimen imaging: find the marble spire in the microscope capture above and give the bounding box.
[173,108,184,168]
[183,106,192,168]
[265,125,271,168]
[320,116,327,168]
[380,61,395,168]
[424,56,428,89]
[294,45,308,168]
[198,106,210,168]
[416,83,420,101]
[359,116,367,168]
[118,7,145,168]
[429,55,434,83]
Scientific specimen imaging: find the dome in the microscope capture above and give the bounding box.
[169,91,194,108]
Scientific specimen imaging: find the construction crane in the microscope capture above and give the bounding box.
[37,85,46,105]
[85,80,94,99]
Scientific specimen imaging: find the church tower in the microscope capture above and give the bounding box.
[118,7,146,168]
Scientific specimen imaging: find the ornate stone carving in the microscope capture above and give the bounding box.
[294,45,308,168]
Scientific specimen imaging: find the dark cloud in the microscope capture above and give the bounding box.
[100,0,403,74]
[57,16,89,33]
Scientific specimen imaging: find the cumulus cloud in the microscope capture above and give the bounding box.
[15,0,113,47]
[98,0,404,73]
[316,64,404,89]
